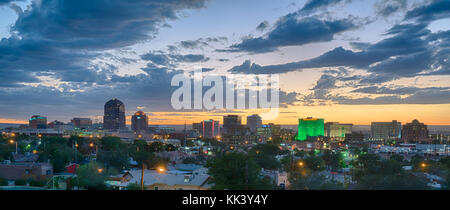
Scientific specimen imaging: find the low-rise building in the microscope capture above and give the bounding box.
[107,167,212,190]
[0,162,53,181]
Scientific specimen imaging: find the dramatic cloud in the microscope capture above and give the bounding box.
[0,0,23,6]
[0,0,207,86]
[256,20,269,31]
[375,0,407,17]
[352,86,449,95]
[141,51,210,66]
[221,5,364,54]
[299,0,348,15]
[230,21,449,80]
[335,89,450,105]
[178,37,227,50]
[226,16,358,53]
[404,0,450,22]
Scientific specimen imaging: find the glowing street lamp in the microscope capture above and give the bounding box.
[89,143,95,148]
[97,168,104,173]
[9,140,18,154]
[420,162,427,168]
[298,161,304,167]
[157,166,166,173]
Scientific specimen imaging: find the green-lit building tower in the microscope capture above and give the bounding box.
[296,117,324,141]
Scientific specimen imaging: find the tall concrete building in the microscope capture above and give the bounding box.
[71,118,92,129]
[131,111,148,133]
[370,120,401,140]
[247,114,262,133]
[29,115,47,129]
[193,119,220,139]
[223,115,242,136]
[103,98,126,130]
[401,119,429,143]
[324,122,353,140]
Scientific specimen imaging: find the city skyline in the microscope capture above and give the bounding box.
[1,97,447,127]
[0,0,449,125]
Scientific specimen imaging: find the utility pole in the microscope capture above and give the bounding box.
[245,157,248,190]
[141,163,145,190]
[184,121,187,147]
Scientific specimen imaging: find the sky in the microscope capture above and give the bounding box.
[0,0,449,125]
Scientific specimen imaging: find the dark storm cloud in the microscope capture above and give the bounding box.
[226,16,359,53]
[0,0,207,86]
[12,0,207,50]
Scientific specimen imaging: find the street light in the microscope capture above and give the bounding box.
[298,161,304,167]
[157,166,166,174]
[97,168,104,173]
[9,140,18,154]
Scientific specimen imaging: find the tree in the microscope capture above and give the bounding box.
[304,156,325,171]
[206,152,273,190]
[76,161,112,190]
[37,136,81,172]
[353,157,430,190]
[97,149,129,171]
[290,171,345,190]
[148,142,165,152]
[390,154,404,163]
[248,144,281,170]
[100,136,124,151]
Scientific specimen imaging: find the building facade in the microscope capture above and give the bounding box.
[324,122,353,140]
[71,118,92,129]
[29,115,47,129]
[296,117,324,141]
[370,120,401,140]
[223,115,242,136]
[103,98,126,130]
[401,119,429,143]
[247,114,262,133]
[131,111,148,133]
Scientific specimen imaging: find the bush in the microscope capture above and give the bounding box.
[28,179,46,187]
[0,178,8,186]
[14,179,27,186]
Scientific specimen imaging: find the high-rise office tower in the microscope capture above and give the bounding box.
[131,111,148,133]
[247,114,262,133]
[223,115,242,135]
[103,98,126,130]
